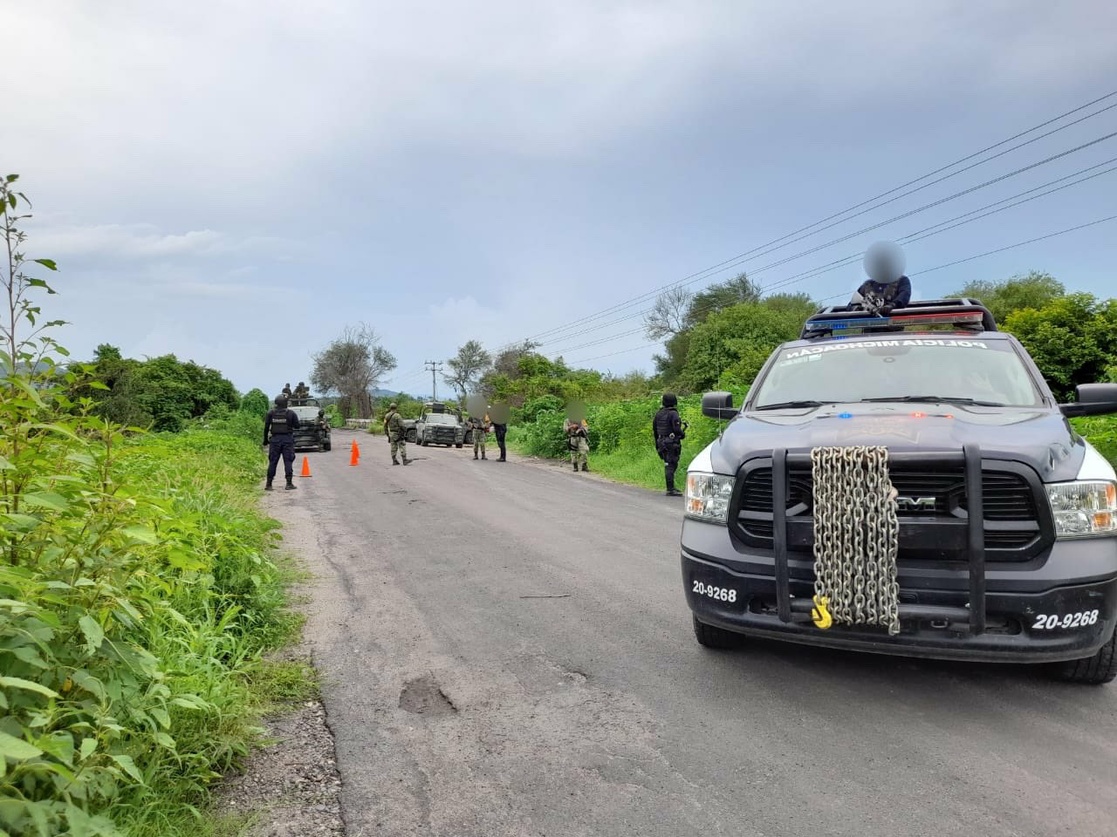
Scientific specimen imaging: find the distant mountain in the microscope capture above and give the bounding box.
[372,388,421,399]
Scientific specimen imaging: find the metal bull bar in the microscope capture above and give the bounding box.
[770,444,987,635]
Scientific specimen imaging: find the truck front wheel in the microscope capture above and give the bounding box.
[1052,629,1117,685]
[692,615,741,650]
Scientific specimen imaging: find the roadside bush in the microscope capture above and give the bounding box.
[0,176,294,836]
[0,413,292,836]
[239,388,269,418]
[1072,415,1117,465]
[323,404,345,428]
[201,404,264,443]
[509,389,750,488]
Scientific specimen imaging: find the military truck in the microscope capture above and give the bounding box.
[415,401,465,447]
[288,397,332,451]
[682,298,1117,684]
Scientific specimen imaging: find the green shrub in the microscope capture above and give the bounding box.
[200,405,264,444]
[1072,415,1117,465]
[1,405,294,835]
[323,404,345,428]
[239,388,269,418]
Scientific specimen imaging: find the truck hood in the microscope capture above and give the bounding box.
[709,403,1085,483]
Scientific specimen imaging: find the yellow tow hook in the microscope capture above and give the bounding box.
[811,595,833,629]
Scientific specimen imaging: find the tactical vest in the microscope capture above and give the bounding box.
[270,409,292,435]
[654,408,679,442]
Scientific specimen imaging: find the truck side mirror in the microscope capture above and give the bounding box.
[702,391,738,420]
[1059,383,1117,417]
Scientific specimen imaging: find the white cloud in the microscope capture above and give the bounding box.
[7,0,1114,192]
[29,223,224,260]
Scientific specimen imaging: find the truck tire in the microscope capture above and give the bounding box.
[692,615,741,650]
[323,440,331,451]
[1052,630,1117,685]
[456,442,463,448]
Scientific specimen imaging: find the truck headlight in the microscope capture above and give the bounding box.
[1046,481,1117,537]
[685,473,735,523]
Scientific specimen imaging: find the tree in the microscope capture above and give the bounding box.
[684,272,761,328]
[680,301,809,392]
[480,339,540,398]
[310,324,397,419]
[444,340,492,403]
[950,272,1065,323]
[1002,293,1117,400]
[240,388,270,417]
[643,286,694,341]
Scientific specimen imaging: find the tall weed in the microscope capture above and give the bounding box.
[509,390,748,489]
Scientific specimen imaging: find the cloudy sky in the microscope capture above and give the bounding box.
[4,1,1116,397]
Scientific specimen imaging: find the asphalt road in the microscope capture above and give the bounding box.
[265,430,1117,837]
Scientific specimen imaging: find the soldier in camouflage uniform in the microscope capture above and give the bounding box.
[564,417,590,472]
[470,414,490,460]
[383,402,411,465]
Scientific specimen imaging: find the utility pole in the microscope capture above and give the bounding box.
[424,360,443,401]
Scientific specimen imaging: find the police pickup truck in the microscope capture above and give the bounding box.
[683,299,1117,684]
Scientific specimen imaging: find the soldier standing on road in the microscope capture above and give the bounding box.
[564,417,590,472]
[383,402,411,466]
[470,414,490,460]
[653,393,686,497]
[263,394,301,491]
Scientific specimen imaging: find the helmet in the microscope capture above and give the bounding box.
[389,402,398,409]
[275,394,288,407]
[862,240,906,285]
[662,393,678,408]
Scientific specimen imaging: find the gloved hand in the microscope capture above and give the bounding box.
[880,305,894,316]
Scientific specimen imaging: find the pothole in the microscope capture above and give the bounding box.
[399,675,457,715]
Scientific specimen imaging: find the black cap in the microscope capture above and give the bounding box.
[662,393,677,408]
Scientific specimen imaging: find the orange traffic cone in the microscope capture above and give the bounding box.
[300,456,312,477]
[349,440,359,467]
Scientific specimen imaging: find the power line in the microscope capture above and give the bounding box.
[559,214,1117,366]
[391,92,1117,379]
[490,90,1117,353]
[533,148,1117,355]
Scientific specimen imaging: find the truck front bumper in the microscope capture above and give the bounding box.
[682,523,1117,664]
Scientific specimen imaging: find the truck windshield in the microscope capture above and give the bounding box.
[425,414,457,425]
[752,338,1043,409]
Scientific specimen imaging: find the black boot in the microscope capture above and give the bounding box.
[582,464,589,473]
[265,481,274,491]
[402,457,412,465]
[285,478,297,490]
[392,458,400,465]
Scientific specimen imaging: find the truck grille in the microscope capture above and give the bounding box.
[734,460,1050,562]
